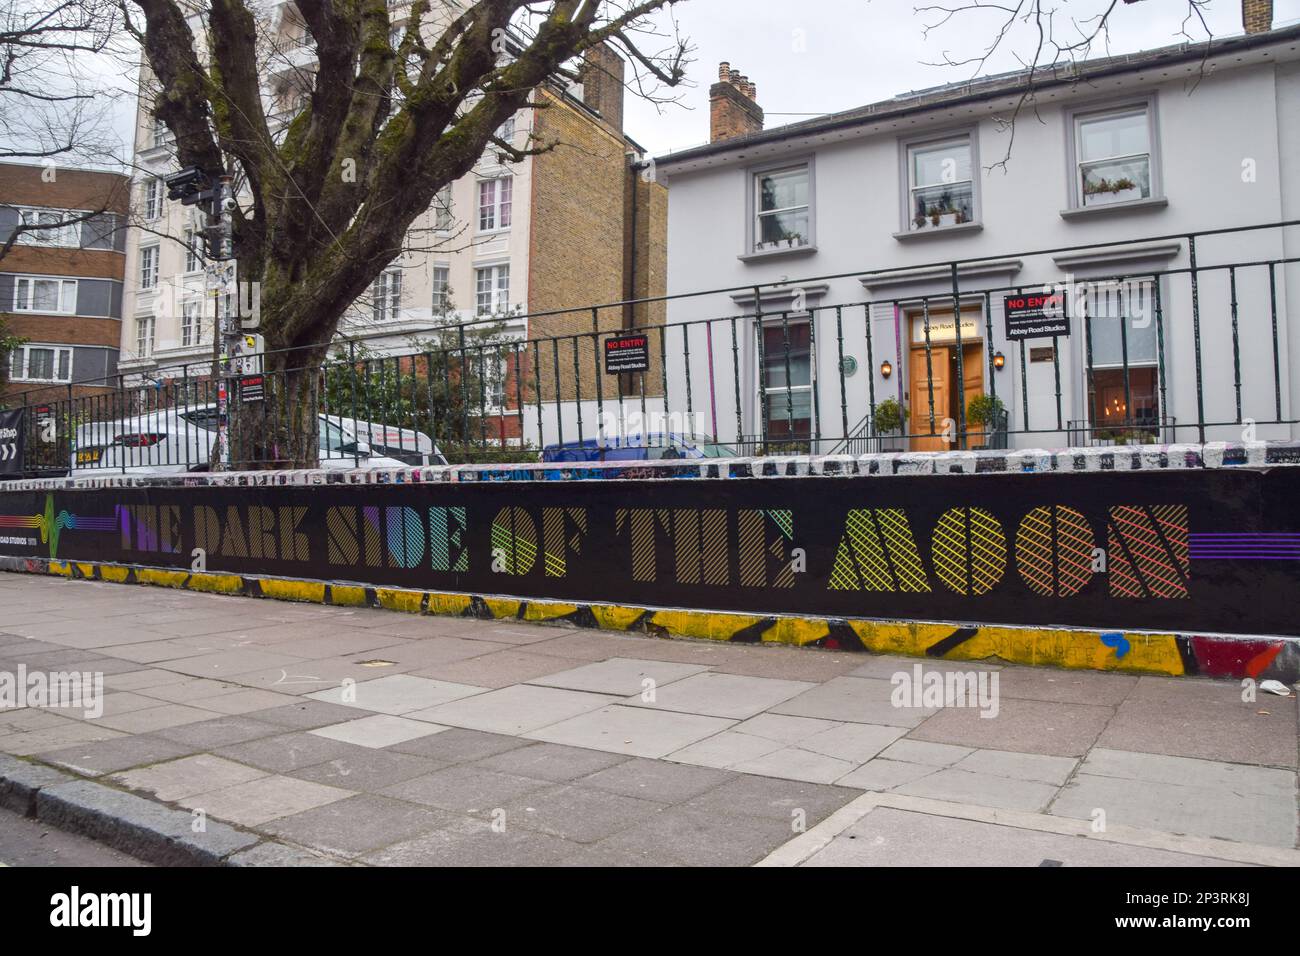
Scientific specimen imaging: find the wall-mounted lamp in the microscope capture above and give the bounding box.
[880,359,893,379]
[993,351,1006,371]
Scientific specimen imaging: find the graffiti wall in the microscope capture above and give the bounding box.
[1,468,1297,638]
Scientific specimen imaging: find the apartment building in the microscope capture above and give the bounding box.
[654,7,1300,451]
[0,162,129,402]
[119,1,665,442]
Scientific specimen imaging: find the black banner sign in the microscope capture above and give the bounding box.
[1004,291,1070,340]
[2,469,1298,636]
[604,334,650,374]
[0,409,25,475]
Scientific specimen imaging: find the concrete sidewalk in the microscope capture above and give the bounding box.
[0,573,1296,866]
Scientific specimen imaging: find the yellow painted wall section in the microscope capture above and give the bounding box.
[16,558,1198,679]
[260,579,327,604]
[590,605,649,631]
[522,601,581,622]
[375,588,423,614]
[425,593,473,616]
[183,572,244,594]
[136,568,191,590]
[329,585,368,607]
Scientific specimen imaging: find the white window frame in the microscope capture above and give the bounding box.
[183,227,202,273]
[9,343,73,383]
[431,264,451,313]
[143,178,162,221]
[372,268,402,323]
[12,276,77,314]
[139,245,159,290]
[180,298,202,347]
[136,315,155,358]
[744,157,815,259]
[477,176,512,233]
[15,207,81,248]
[150,114,173,150]
[900,131,979,233]
[475,263,510,316]
[434,185,454,232]
[1065,97,1160,210]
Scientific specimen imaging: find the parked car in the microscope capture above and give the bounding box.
[540,433,739,463]
[69,405,431,475]
[323,415,448,466]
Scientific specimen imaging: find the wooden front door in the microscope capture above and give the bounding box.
[910,347,949,451]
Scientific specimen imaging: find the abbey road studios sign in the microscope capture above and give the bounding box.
[0,410,24,475]
[604,333,650,374]
[1004,292,1070,340]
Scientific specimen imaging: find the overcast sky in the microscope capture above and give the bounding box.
[78,0,1300,169]
[623,0,1300,157]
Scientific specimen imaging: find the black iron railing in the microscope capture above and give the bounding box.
[4,218,1296,475]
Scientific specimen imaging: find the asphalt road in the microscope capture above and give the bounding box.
[0,807,147,867]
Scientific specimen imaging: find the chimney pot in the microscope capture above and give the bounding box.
[709,62,763,143]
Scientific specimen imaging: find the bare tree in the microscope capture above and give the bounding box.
[122,0,688,468]
[0,0,123,162]
[914,0,1216,166]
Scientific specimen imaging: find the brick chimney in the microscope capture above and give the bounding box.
[581,43,625,132]
[710,62,763,143]
[1243,0,1273,33]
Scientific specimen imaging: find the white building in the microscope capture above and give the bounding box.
[653,14,1300,452]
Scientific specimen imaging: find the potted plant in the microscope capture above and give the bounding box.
[966,393,1005,449]
[1084,175,1141,206]
[873,397,908,451]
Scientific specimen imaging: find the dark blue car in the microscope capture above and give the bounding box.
[541,433,737,463]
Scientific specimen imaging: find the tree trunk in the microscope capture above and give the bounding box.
[230,347,323,469]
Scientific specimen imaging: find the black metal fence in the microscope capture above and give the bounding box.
[5,218,1297,476]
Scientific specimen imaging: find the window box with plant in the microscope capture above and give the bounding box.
[750,163,812,256]
[906,136,976,233]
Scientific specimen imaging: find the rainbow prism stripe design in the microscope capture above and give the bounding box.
[0,494,116,558]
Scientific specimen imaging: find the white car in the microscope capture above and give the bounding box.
[69,405,434,475]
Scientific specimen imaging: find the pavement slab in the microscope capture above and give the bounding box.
[770,676,939,727]
[907,696,1113,757]
[802,807,1246,867]
[37,734,198,777]
[178,774,352,827]
[624,672,815,719]
[409,684,619,735]
[1,576,1296,867]
[526,704,736,758]
[112,754,270,802]
[259,793,454,857]
[306,674,488,716]
[528,657,710,696]
[310,714,447,749]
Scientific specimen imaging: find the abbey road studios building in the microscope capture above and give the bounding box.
[653,19,1300,452]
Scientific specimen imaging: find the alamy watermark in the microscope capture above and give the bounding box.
[890,664,999,719]
[0,666,104,719]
